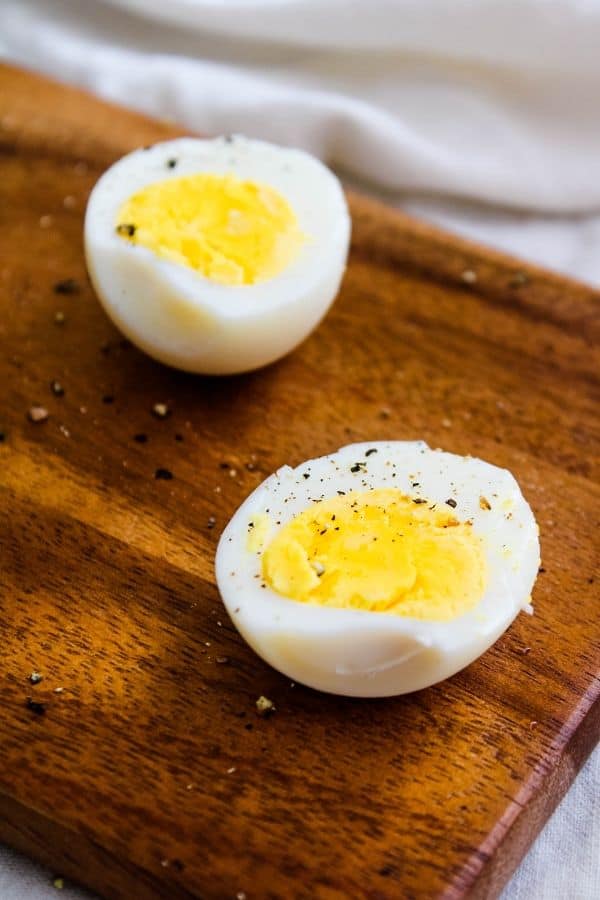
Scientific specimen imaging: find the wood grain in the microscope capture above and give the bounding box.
[0,64,598,900]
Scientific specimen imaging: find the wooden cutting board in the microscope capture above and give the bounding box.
[0,64,598,900]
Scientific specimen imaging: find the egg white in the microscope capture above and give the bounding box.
[216,442,540,697]
[84,137,351,374]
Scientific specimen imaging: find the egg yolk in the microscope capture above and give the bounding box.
[261,489,487,621]
[116,172,305,285]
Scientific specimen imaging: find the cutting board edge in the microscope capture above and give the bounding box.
[447,679,600,899]
[0,684,597,900]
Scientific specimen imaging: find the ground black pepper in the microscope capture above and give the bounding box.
[53,278,80,295]
[26,698,46,716]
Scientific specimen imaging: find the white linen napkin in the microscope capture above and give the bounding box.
[3,0,600,213]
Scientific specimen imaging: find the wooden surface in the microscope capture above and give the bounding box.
[0,64,599,900]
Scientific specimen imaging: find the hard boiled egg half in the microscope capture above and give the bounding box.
[85,137,350,374]
[216,442,540,697]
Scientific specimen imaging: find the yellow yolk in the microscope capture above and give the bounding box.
[116,173,305,286]
[246,513,272,553]
[261,489,487,621]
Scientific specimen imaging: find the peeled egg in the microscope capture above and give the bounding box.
[84,137,350,374]
[216,441,540,697]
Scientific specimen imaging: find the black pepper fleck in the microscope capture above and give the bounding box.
[446,498,457,508]
[53,278,80,295]
[102,394,115,404]
[155,468,173,480]
[133,433,148,443]
[116,223,136,237]
[167,158,178,169]
[26,698,46,716]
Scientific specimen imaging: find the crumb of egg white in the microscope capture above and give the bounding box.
[28,406,49,424]
[256,696,275,717]
[152,402,170,419]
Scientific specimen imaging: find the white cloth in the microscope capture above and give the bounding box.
[3,0,600,216]
[0,1,598,897]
